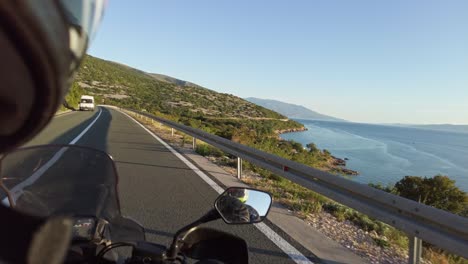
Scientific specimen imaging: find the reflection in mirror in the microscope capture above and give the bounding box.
[215,187,272,224]
[0,177,14,208]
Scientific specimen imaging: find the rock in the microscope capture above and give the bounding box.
[275,126,308,135]
[341,168,359,175]
[331,156,347,166]
[333,167,359,175]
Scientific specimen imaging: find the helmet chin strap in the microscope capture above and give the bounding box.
[0,205,72,264]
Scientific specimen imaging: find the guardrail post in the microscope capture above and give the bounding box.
[408,236,422,264]
[171,128,174,137]
[237,157,242,179]
[192,137,197,149]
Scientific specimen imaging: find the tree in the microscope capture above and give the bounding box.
[63,81,83,110]
[306,143,319,153]
[395,175,467,215]
[290,141,303,152]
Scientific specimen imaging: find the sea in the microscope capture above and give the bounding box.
[280,119,468,192]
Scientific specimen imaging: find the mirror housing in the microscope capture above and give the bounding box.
[180,227,248,264]
[214,187,272,225]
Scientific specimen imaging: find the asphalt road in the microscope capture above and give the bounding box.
[14,107,311,264]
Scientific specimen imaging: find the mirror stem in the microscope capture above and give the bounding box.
[0,182,14,208]
[196,208,221,224]
[166,209,220,259]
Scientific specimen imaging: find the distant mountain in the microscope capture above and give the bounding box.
[245,97,345,122]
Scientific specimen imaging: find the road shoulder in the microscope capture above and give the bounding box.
[55,109,74,117]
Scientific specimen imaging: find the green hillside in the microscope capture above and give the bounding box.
[69,55,347,174]
[74,55,285,120]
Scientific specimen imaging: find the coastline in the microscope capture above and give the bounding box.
[277,124,359,176]
[275,126,308,135]
[329,156,359,175]
[274,126,308,141]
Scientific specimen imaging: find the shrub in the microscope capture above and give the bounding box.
[395,175,467,215]
[373,237,390,248]
[368,183,397,194]
[195,144,224,157]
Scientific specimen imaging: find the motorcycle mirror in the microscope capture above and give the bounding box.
[214,187,272,224]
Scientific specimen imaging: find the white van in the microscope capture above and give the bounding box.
[79,95,95,111]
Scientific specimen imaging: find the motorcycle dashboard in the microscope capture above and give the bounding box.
[72,217,97,241]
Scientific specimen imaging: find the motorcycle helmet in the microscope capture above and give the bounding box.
[0,1,106,263]
[227,188,249,203]
[217,195,251,224]
[0,0,106,152]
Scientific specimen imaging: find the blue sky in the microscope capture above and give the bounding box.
[89,0,468,124]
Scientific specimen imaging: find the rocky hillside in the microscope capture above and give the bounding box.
[74,55,286,120]
[147,73,200,88]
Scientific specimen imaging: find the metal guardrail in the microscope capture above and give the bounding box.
[124,107,468,261]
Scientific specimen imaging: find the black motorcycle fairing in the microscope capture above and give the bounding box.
[130,241,168,263]
[0,145,147,262]
[109,216,146,242]
[1,145,121,221]
[180,227,248,264]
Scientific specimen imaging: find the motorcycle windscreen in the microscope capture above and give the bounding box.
[0,145,120,221]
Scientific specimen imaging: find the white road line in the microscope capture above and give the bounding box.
[2,108,103,206]
[69,109,102,144]
[117,108,314,264]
